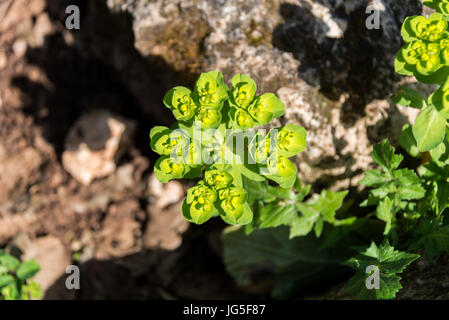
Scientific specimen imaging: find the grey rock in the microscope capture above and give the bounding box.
[62,109,136,185]
[107,0,424,187]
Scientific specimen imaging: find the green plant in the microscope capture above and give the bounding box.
[341,3,449,299]
[152,4,449,298]
[0,250,41,300]
[150,71,307,225]
[394,5,449,151]
[222,3,449,300]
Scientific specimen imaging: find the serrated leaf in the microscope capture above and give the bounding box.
[243,180,277,204]
[359,170,390,187]
[371,140,403,173]
[292,190,350,238]
[413,105,447,152]
[258,203,296,229]
[410,221,449,262]
[344,241,419,300]
[393,169,426,200]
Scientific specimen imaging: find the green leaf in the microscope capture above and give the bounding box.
[16,260,40,280]
[194,71,228,108]
[393,169,426,200]
[376,198,394,235]
[0,275,15,289]
[413,105,446,152]
[258,203,297,229]
[247,93,285,125]
[222,226,354,298]
[231,74,257,109]
[1,282,20,300]
[410,221,449,262]
[163,86,198,121]
[275,124,307,157]
[291,190,350,238]
[243,180,277,204]
[343,241,419,300]
[22,281,42,300]
[149,126,171,155]
[264,172,297,189]
[400,16,418,43]
[182,199,216,225]
[435,180,449,215]
[392,86,426,109]
[429,88,449,119]
[371,140,403,173]
[400,124,420,157]
[0,254,20,272]
[220,202,253,225]
[394,48,414,76]
[423,0,438,10]
[359,170,390,187]
[234,164,265,182]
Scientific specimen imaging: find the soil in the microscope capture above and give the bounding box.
[0,0,448,300]
[0,0,250,300]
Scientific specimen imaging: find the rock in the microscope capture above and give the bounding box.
[0,51,6,70]
[31,13,54,47]
[12,38,27,58]
[143,173,188,250]
[147,173,185,209]
[0,146,42,202]
[62,109,136,185]
[21,236,74,300]
[144,202,189,251]
[0,0,46,33]
[108,0,423,188]
[0,216,36,245]
[95,200,141,259]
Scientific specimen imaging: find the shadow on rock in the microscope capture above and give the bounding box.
[272,0,422,112]
[43,224,252,300]
[11,0,199,160]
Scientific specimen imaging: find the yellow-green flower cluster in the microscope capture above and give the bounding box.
[396,13,449,82]
[183,170,251,224]
[252,124,307,188]
[150,126,201,183]
[151,71,308,225]
[424,0,449,16]
[229,74,285,130]
[163,71,228,129]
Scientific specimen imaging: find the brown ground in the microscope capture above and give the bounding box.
[1,0,448,300]
[0,0,250,300]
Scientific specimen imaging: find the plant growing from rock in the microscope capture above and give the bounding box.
[150,71,309,225]
[151,3,449,298]
[223,2,449,300]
